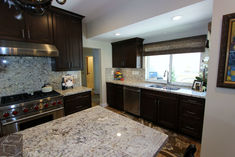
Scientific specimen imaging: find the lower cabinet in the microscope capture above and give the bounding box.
[106,83,124,111]
[64,92,91,116]
[179,96,205,139]
[140,90,158,123]
[106,83,205,140]
[141,89,178,131]
[157,94,178,131]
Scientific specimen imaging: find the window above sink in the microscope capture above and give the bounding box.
[145,52,203,86]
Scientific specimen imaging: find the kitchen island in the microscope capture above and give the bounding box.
[18,106,168,157]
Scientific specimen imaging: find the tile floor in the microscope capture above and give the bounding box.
[105,106,201,157]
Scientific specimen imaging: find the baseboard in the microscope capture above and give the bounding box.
[100,103,108,107]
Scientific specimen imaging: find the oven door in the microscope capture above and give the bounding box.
[1,107,64,136]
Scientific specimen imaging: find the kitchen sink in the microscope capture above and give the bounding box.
[148,84,164,88]
[148,84,180,90]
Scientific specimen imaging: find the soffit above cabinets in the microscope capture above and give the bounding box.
[51,0,210,40]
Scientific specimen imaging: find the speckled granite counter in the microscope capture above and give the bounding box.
[107,80,206,98]
[55,86,92,96]
[18,106,168,157]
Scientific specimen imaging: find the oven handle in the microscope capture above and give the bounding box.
[1,107,64,126]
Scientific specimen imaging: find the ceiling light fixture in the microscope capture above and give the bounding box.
[172,15,182,21]
[115,33,121,36]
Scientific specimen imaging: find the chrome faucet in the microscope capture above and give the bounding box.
[164,70,170,84]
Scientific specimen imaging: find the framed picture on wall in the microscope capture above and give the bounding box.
[217,12,235,88]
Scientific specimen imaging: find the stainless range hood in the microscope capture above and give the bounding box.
[0,40,59,57]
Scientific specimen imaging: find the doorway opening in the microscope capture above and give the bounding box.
[82,48,101,107]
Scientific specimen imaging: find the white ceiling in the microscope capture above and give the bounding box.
[52,0,213,43]
[92,0,213,43]
[52,0,127,22]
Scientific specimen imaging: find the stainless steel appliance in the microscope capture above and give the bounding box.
[124,86,141,116]
[0,91,64,136]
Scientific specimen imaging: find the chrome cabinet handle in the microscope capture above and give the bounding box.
[22,29,25,39]
[185,126,195,131]
[27,29,31,39]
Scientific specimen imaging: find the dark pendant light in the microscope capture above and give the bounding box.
[4,0,67,18]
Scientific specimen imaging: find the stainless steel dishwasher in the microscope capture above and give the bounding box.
[124,86,141,116]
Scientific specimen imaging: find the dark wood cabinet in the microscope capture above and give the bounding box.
[64,92,91,116]
[179,96,205,139]
[0,2,53,44]
[157,94,178,130]
[106,83,124,111]
[112,38,144,68]
[107,83,205,140]
[141,89,178,130]
[140,90,158,123]
[51,7,84,71]
[0,3,25,41]
[24,12,53,44]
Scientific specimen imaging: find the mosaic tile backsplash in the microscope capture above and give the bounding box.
[0,57,81,97]
[105,68,145,82]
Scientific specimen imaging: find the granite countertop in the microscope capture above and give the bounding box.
[107,80,206,98]
[18,106,168,157]
[55,86,92,96]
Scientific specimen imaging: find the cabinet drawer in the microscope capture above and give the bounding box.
[141,89,178,100]
[180,102,204,120]
[179,96,205,120]
[64,92,91,116]
[179,118,203,139]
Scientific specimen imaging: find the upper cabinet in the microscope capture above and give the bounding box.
[0,2,53,44]
[51,7,84,71]
[111,38,144,68]
[24,12,53,44]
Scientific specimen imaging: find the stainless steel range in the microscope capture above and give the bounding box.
[0,91,64,136]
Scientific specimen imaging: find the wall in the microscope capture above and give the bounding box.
[82,48,101,94]
[0,57,81,97]
[201,0,235,156]
[83,24,112,106]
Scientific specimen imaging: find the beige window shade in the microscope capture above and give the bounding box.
[143,35,207,56]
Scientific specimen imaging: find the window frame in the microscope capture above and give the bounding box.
[145,52,202,87]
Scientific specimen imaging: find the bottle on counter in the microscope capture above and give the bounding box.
[61,78,66,90]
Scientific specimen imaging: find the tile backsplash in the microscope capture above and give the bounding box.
[105,68,145,81]
[0,57,81,97]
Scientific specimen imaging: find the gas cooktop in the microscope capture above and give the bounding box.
[0,91,60,106]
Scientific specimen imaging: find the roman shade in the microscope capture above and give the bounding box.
[143,35,207,56]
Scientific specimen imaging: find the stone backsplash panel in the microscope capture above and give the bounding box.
[105,68,145,81]
[0,57,81,97]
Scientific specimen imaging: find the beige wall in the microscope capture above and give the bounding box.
[201,0,235,156]
[83,25,112,106]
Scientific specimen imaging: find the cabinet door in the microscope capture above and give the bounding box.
[68,16,83,70]
[24,11,53,44]
[158,96,178,130]
[0,3,25,41]
[124,44,137,68]
[106,83,113,106]
[112,45,125,68]
[52,12,70,71]
[140,91,157,123]
[113,84,124,111]
[64,92,91,116]
[106,83,124,111]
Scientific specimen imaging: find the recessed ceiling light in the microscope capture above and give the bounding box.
[172,16,182,21]
[115,33,121,36]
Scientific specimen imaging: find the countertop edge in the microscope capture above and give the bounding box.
[106,80,206,99]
